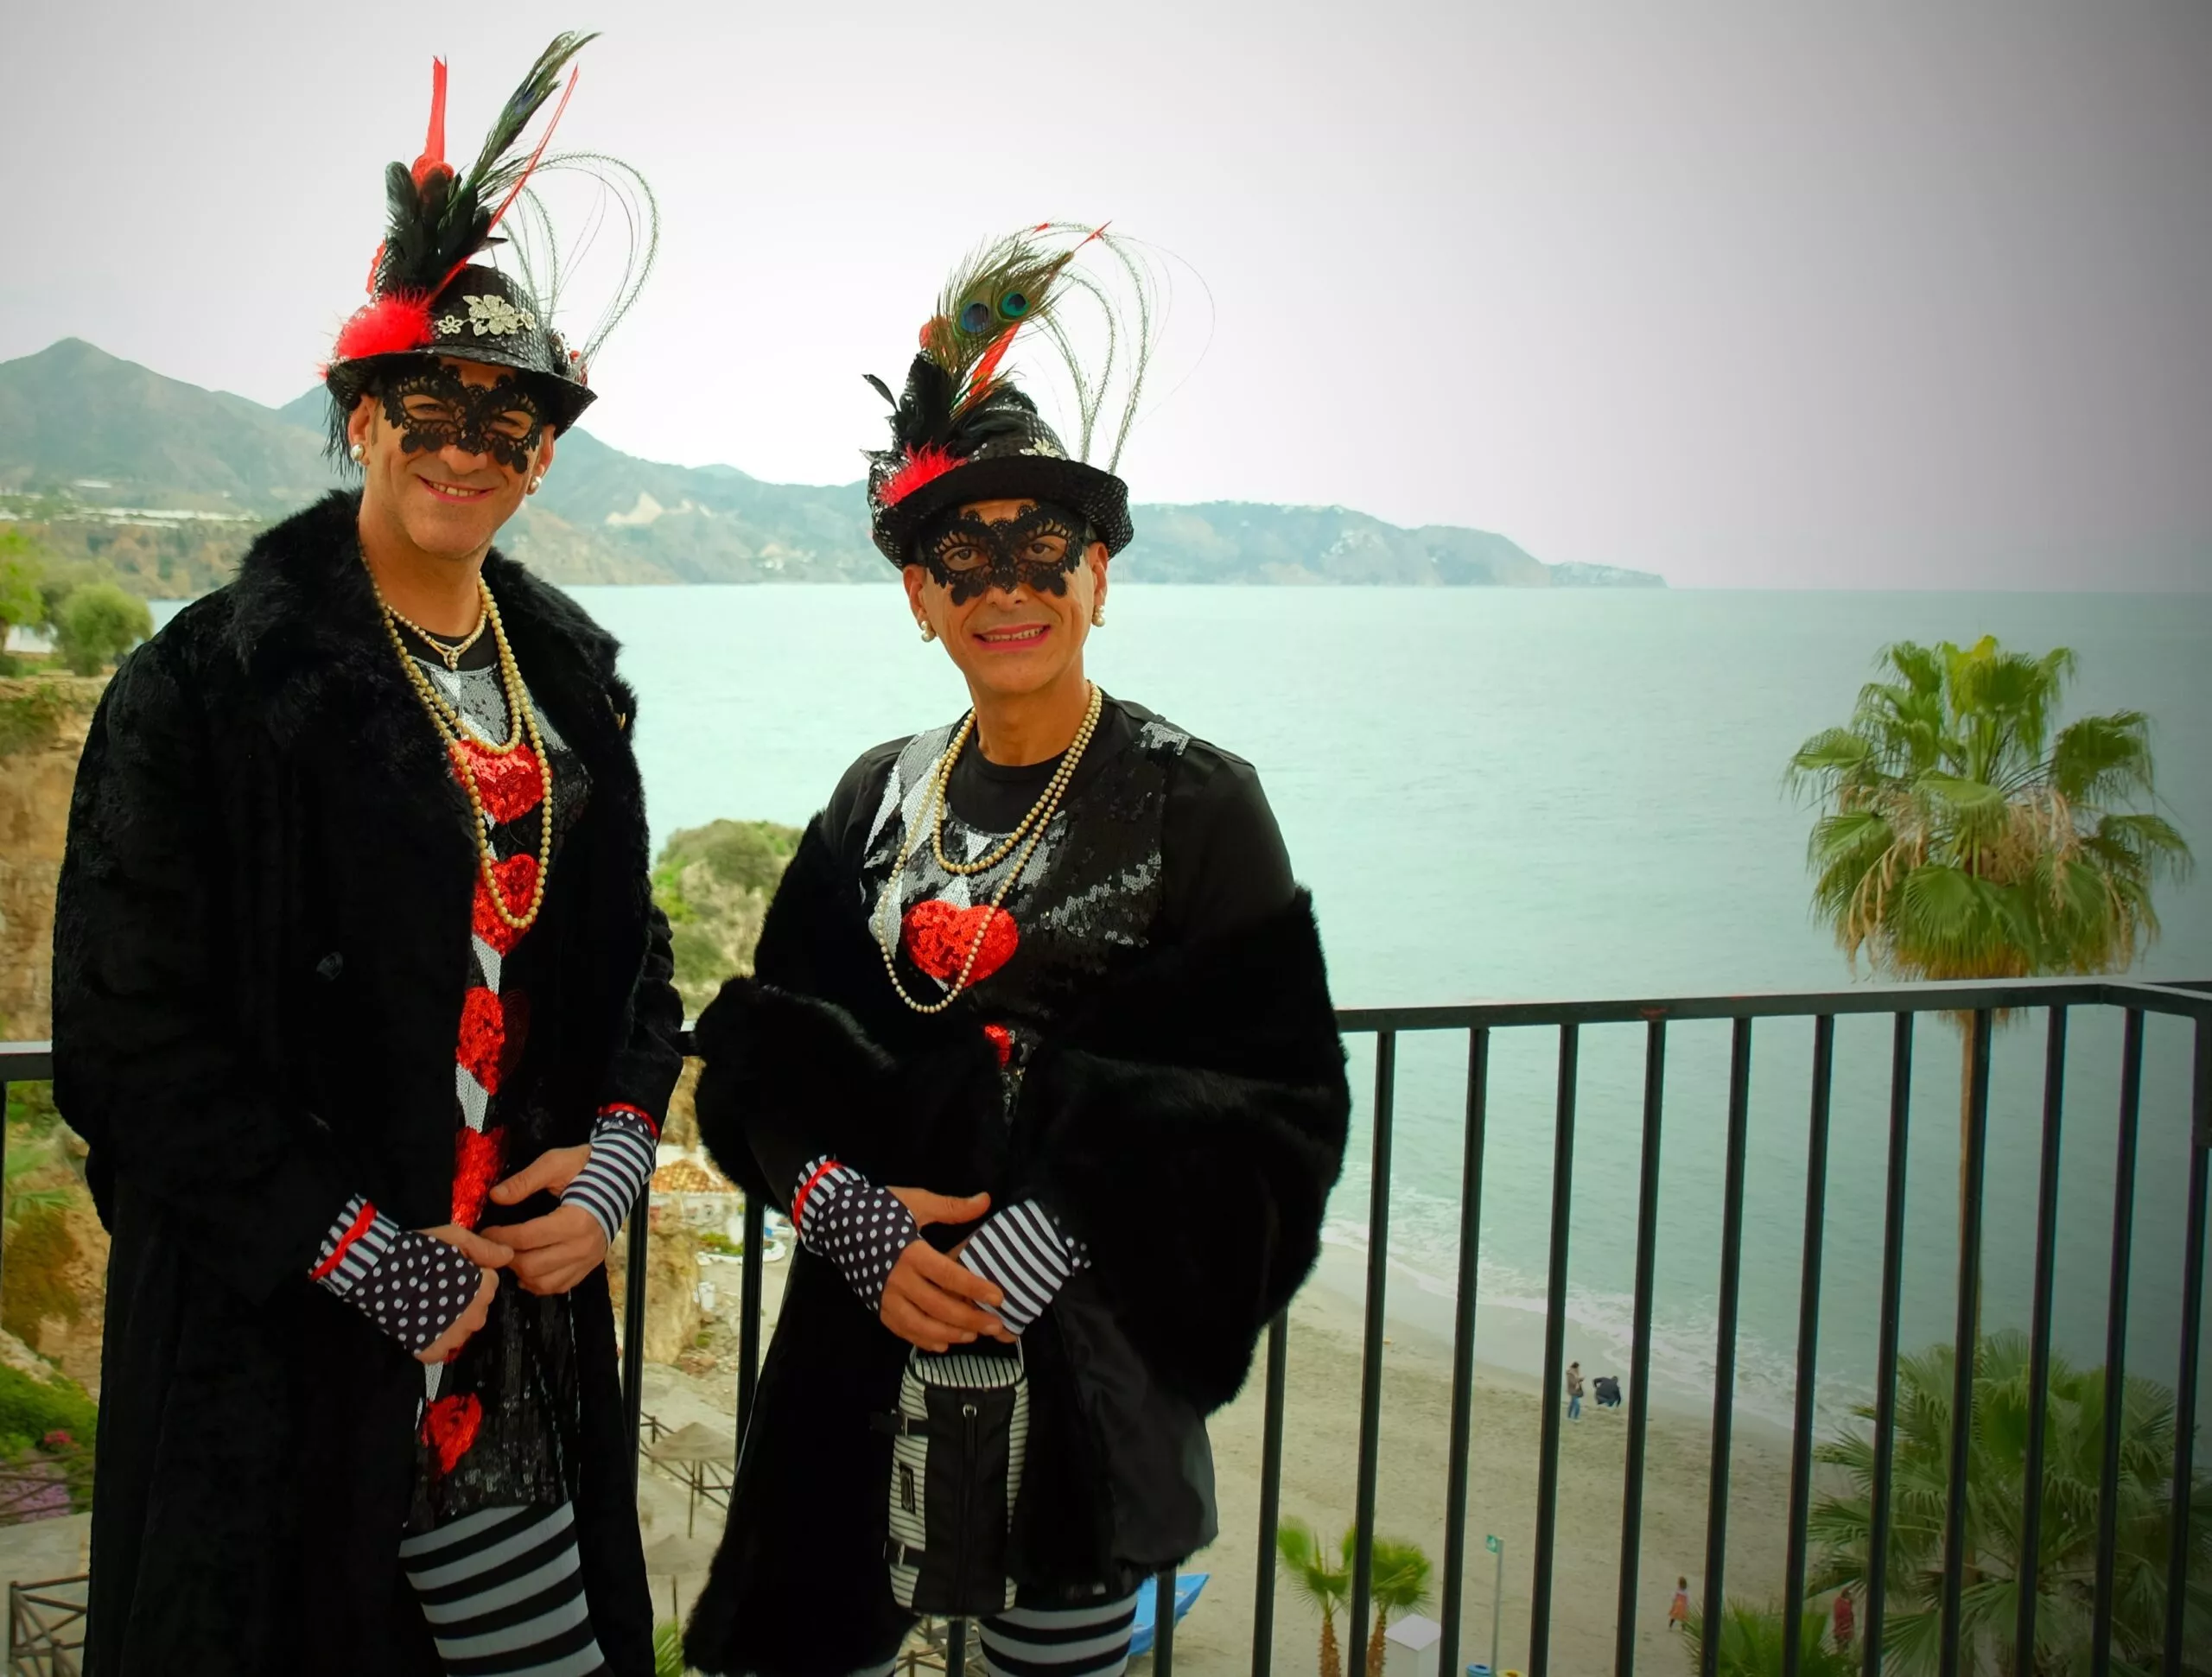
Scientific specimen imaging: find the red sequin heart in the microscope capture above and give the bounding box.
[422,1394,483,1475]
[457,988,508,1095]
[453,740,544,825]
[451,1125,508,1229]
[472,854,540,956]
[902,899,1019,986]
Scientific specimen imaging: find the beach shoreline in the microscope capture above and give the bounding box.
[643,1248,1806,1673]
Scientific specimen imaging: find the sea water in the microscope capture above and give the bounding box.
[569,581,2212,1432]
[198,580,2192,1431]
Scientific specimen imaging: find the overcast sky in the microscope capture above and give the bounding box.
[3,2,2207,588]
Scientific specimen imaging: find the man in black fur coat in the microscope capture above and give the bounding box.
[681,225,1352,1677]
[50,40,680,1677]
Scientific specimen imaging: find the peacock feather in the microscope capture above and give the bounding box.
[918,227,1085,412]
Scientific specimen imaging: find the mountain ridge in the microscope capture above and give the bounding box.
[0,340,1664,592]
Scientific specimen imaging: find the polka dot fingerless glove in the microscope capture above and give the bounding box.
[311,1195,485,1356]
[792,1157,918,1314]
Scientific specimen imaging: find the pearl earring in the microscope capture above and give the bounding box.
[918,620,938,643]
[1090,603,1106,627]
[527,476,543,495]
[349,442,366,463]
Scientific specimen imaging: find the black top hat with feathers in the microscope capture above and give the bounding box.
[323,35,655,448]
[865,225,1160,564]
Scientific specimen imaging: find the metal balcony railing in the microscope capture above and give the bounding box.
[5,973,2207,1676]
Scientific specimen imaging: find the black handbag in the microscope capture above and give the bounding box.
[880,1344,1027,1617]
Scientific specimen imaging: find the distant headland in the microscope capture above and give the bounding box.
[0,339,1665,595]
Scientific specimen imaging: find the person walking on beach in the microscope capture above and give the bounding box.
[1567,1361,1586,1420]
[1669,1579,1691,1632]
[52,38,679,1676]
[680,224,1351,1677]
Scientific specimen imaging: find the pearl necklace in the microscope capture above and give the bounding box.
[368,562,556,934]
[930,683,1105,877]
[385,601,489,672]
[874,683,1104,1015]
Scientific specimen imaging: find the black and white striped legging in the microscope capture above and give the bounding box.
[841,1590,1141,1677]
[399,1502,609,1677]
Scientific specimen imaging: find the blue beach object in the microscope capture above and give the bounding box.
[1128,1573,1208,1657]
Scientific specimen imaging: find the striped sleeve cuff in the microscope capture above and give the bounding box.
[562,1109,660,1248]
[958,1199,1090,1337]
[310,1194,398,1297]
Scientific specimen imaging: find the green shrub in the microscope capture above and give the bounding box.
[0,683,68,759]
[0,1365,97,1457]
[51,581,151,676]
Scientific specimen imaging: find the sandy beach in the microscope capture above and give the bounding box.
[639,1242,1801,1674]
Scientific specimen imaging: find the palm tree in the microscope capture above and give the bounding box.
[1336,1528,1434,1677]
[1684,1599,1859,1677]
[1277,1518,1350,1677]
[1788,637,2191,1237]
[1807,1333,2212,1674]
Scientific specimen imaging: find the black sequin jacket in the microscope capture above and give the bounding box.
[682,719,1351,1677]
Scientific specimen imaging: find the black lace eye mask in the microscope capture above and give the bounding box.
[378,366,549,473]
[918,501,1088,605]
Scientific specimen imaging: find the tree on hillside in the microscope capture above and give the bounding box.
[51,581,152,676]
[1787,637,2191,1230]
[0,531,44,665]
[1807,1334,2212,1674]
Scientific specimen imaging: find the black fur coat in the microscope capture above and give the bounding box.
[50,492,684,1677]
[681,819,1350,1676]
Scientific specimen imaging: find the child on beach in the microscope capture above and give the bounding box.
[1669,1579,1691,1631]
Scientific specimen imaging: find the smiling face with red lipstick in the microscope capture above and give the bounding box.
[904,496,1108,716]
[347,355,559,570]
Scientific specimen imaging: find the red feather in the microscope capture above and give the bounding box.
[881,445,962,506]
[959,325,1020,410]
[332,291,435,362]
[410,58,449,187]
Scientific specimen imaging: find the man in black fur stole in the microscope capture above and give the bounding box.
[51,37,678,1677]
[681,225,1351,1677]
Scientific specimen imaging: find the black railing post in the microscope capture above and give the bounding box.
[1529,1022,1579,1677]
[1700,1019,1753,1677]
[1345,1032,1397,1671]
[2090,1010,2146,1677]
[738,1193,765,1439]
[623,1184,650,1483]
[1440,1028,1491,1677]
[1154,1569,1177,1674]
[2167,1017,2210,1676]
[2016,1007,2068,1672]
[1862,1013,1914,1677]
[1782,1016,1835,1677]
[0,1075,9,1308]
[1615,1017,1668,1677]
[1939,1007,1993,1677]
[1250,1312,1288,1677]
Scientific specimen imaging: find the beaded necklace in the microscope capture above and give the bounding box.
[874,683,1104,1015]
[366,558,556,933]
